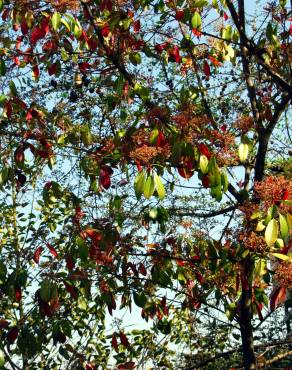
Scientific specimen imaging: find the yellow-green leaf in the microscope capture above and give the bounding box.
[134,170,145,199]
[143,175,155,199]
[238,143,249,162]
[51,12,61,31]
[279,214,289,240]
[265,219,279,246]
[191,12,202,30]
[154,172,165,200]
[271,253,291,261]
[255,221,266,232]
[199,155,208,174]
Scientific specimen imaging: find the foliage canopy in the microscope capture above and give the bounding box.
[0,0,291,369]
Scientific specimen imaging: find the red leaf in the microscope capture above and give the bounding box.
[100,0,112,12]
[101,24,110,38]
[178,158,194,179]
[270,286,286,312]
[255,302,263,321]
[21,19,29,36]
[64,281,78,300]
[15,286,22,302]
[99,165,113,190]
[195,271,204,284]
[223,12,229,21]
[31,27,46,46]
[2,9,10,21]
[155,42,168,53]
[168,45,181,63]
[32,65,40,78]
[46,243,58,258]
[111,332,119,352]
[33,246,43,264]
[15,36,23,50]
[40,17,49,35]
[202,175,210,188]
[78,62,91,73]
[156,131,167,147]
[119,332,130,347]
[48,62,57,76]
[7,327,19,344]
[192,28,202,37]
[138,263,147,276]
[85,228,102,242]
[65,255,75,271]
[87,37,98,50]
[42,39,58,53]
[203,60,210,79]
[198,143,212,159]
[175,10,184,21]
[86,364,97,370]
[13,56,20,66]
[4,101,12,118]
[0,319,9,329]
[133,20,140,33]
[282,189,289,200]
[117,362,136,370]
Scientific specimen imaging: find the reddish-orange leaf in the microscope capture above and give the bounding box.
[32,65,40,78]
[270,286,286,312]
[33,246,43,264]
[198,143,212,159]
[208,55,222,67]
[46,243,58,258]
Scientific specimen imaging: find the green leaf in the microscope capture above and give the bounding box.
[0,59,6,76]
[0,349,5,367]
[194,0,208,7]
[143,174,155,199]
[191,12,202,30]
[129,52,142,66]
[9,80,17,96]
[265,219,278,246]
[254,259,267,277]
[279,214,289,240]
[221,172,228,192]
[154,172,165,200]
[134,170,145,199]
[52,12,61,31]
[0,95,7,106]
[133,292,147,308]
[40,279,51,302]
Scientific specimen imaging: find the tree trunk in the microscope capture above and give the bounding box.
[239,260,256,369]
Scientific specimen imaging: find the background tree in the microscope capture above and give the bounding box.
[0,0,291,369]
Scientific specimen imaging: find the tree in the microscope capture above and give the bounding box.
[0,0,291,369]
